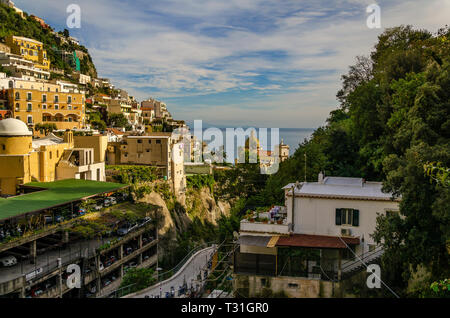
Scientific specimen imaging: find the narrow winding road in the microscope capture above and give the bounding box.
[125,245,216,298]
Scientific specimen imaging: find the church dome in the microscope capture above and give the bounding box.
[0,118,32,136]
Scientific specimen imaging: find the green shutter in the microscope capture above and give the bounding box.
[335,209,342,225]
[353,209,359,226]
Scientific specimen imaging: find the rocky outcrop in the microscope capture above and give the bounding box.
[140,186,231,238]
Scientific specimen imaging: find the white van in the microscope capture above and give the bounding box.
[0,255,17,267]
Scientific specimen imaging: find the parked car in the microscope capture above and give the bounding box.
[104,197,117,207]
[103,279,112,287]
[116,227,129,236]
[0,255,17,267]
[78,208,86,216]
[44,215,53,224]
[55,215,64,223]
[98,262,104,271]
[94,203,103,211]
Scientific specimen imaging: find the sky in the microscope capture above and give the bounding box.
[13,0,450,128]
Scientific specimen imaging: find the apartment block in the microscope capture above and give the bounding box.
[5,35,50,70]
[6,80,85,131]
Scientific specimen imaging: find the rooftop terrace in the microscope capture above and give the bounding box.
[0,179,128,220]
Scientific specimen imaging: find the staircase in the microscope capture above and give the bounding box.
[340,246,383,279]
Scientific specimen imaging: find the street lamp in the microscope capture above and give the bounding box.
[156,267,163,298]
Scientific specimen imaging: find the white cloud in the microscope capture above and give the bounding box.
[13,0,450,127]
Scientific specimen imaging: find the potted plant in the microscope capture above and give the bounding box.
[249,218,255,223]
[262,219,269,224]
[277,219,283,224]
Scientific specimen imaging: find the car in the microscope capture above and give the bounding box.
[94,204,103,211]
[104,197,117,207]
[0,255,17,267]
[55,215,64,223]
[128,261,137,268]
[78,208,86,216]
[44,215,53,224]
[116,227,129,236]
[98,262,104,271]
[103,279,112,287]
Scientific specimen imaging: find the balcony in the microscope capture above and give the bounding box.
[240,206,289,235]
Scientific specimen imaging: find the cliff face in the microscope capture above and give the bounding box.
[141,186,231,239]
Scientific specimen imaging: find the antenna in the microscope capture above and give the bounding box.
[304,152,307,182]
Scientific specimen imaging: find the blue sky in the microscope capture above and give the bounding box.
[13,0,450,128]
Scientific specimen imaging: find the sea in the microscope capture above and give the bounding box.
[196,127,315,163]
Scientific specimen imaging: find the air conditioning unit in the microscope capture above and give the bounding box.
[341,228,352,236]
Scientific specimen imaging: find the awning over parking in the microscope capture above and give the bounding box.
[237,235,272,247]
[276,234,359,249]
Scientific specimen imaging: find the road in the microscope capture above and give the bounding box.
[125,246,216,298]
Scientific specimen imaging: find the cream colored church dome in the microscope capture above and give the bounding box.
[0,118,32,136]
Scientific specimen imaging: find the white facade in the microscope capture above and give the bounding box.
[283,176,400,254]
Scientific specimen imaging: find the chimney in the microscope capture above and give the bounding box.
[63,130,74,148]
[318,171,324,184]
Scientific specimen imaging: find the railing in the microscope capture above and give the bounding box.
[104,240,223,298]
[341,245,384,274]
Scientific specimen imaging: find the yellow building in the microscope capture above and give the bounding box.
[0,118,106,196]
[5,35,51,70]
[7,81,86,132]
[106,133,186,194]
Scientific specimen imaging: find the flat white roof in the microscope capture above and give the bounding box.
[284,176,398,201]
[127,135,170,139]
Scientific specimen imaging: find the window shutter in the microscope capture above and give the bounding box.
[352,209,359,226]
[335,209,342,225]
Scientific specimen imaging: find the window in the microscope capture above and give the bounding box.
[54,95,59,103]
[27,103,32,111]
[42,94,47,102]
[68,105,72,110]
[156,139,161,144]
[386,210,398,218]
[27,92,32,101]
[27,115,32,124]
[49,151,52,159]
[137,139,143,144]
[15,103,19,111]
[42,104,47,110]
[54,104,59,110]
[342,245,356,260]
[2,144,5,151]
[148,140,152,144]
[68,96,72,103]
[335,209,359,226]
[15,92,20,100]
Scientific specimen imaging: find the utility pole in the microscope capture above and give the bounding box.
[57,257,62,298]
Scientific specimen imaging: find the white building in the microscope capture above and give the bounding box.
[237,173,400,282]
[0,52,50,80]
